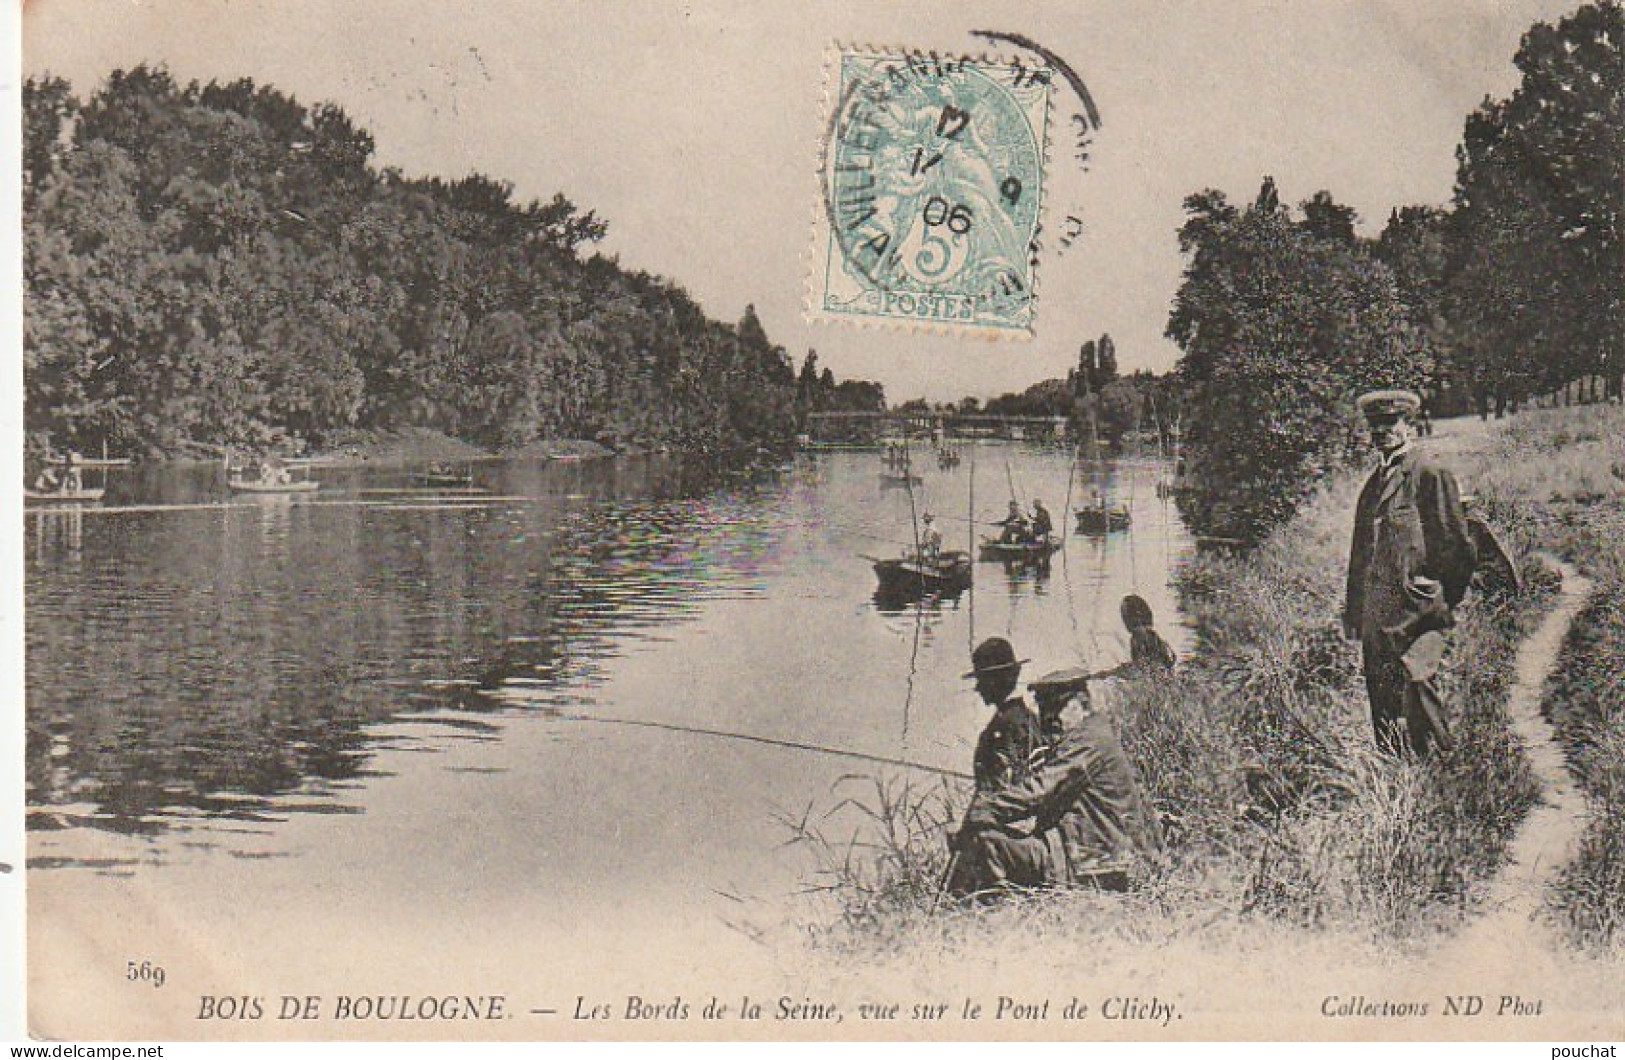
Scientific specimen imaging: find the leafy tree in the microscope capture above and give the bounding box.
[1096,333,1118,388]
[23,76,77,204]
[1167,180,1428,540]
[1445,1,1624,406]
[1298,191,1358,245]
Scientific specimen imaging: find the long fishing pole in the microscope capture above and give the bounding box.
[1060,429,1088,662]
[901,433,926,597]
[967,436,977,655]
[903,590,924,745]
[565,712,972,780]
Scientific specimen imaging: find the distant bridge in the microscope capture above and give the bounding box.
[802,410,1070,443]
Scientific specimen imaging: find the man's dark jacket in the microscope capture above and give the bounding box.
[973,697,1041,792]
[1345,448,1476,676]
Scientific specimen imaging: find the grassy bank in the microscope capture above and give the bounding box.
[789,412,1599,960]
[1460,404,1625,952]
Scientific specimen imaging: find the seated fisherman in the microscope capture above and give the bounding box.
[996,500,1029,545]
[1029,499,1053,543]
[948,666,1165,898]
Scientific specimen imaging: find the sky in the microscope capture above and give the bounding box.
[19,0,1582,402]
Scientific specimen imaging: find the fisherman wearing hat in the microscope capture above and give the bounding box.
[947,664,1165,898]
[916,512,944,563]
[1344,389,1476,758]
[995,500,1030,545]
[958,638,1042,794]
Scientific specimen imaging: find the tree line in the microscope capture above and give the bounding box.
[1165,1,1622,541]
[23,66,880,461]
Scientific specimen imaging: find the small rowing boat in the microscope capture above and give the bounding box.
[1074,504,1132,534]
[24,487,106,504]
[224,450,321,494]
[25,452,128,505]
[977,535,1062,562]
[228,477,320,494]
[870,550,973,599]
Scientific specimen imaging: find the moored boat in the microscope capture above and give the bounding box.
[228,477,321,494]
[878,472,923,489]
[24,487,106,504]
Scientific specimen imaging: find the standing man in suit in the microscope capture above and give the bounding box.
[1343,390,1476,758]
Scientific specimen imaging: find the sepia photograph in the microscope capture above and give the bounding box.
[6,0,1624,1044]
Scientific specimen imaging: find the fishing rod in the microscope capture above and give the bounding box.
[564,712,972,780]
[967,438,977,654]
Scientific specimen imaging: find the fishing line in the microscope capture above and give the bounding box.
[1127,428,1141,594]
[1059,435,1089,663]
[967,438,977,656]
[564,712,971,780]
[902,592,924,747]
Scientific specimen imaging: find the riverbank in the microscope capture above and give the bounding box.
[300,427,615,468]
[1458,404,1625,951]
[783,407,1625,975]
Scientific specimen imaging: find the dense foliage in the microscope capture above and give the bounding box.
[1166,2,1623,540]
[1440,0,1624,413]
[1167,179,1428,539]
[23,66,841,460]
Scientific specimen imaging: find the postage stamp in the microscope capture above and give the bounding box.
[813,48,1052,335]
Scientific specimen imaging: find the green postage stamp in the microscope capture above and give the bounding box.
[814,48,1052,335]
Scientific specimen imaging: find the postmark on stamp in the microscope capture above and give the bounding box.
[812,48,1052,336]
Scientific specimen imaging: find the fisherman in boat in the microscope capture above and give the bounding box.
[63,451,84,493]
[947,664,1165,898]
[259,454,291,486]
[1029,498,1053,543]
[32,462,62,493]
[1121,594,1176,672]
[995,500,1029,545]
[916,512,944,563]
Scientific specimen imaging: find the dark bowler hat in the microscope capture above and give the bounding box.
[962,637,1030,679]
[1357,389,1421,421]
[1029,666,1092,700]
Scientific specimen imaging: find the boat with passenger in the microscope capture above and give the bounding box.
[24,452,128,504]
[871,550,973,599]
[226,452,321,494]
[1074,503,1132,534]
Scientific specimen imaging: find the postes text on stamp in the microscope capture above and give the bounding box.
[815,49,1052,335]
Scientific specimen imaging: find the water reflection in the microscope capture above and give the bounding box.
[25,456,788,840]
[26,446,1195,863]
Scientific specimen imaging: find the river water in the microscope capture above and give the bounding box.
[25,444,1195,1035]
